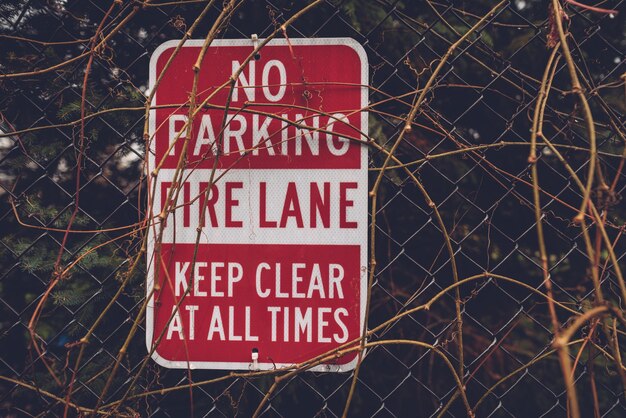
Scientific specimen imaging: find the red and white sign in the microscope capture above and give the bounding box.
[147,38,368,371]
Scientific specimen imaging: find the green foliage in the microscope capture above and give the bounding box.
[343,0,400,32]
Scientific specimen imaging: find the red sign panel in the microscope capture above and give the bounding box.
[147,38,368,371]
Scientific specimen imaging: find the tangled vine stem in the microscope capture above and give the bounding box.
[1,0,625,417]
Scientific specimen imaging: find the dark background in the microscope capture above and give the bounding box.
[1,0,625,416]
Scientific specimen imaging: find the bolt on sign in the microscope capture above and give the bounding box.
[147,38,368,371]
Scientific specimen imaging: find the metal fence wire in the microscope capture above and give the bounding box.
[1,0,626,416]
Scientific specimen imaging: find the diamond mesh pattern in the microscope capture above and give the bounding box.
[1,0,625,416]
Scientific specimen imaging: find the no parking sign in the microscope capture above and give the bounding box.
[147,38,368,371]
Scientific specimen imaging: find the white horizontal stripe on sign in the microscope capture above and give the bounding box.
[153,169,367,246]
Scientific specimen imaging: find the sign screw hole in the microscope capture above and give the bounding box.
[251,348,259,370]
[252,34,261,61]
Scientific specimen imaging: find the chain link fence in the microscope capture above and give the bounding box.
[1,0,625,416]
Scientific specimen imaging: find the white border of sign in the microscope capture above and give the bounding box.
[146,38,368,372]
